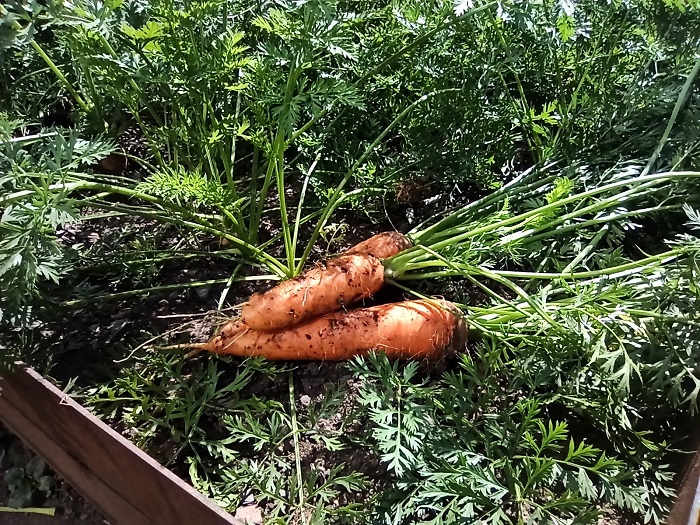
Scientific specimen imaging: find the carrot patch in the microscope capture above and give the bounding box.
[344,231,412,259]
[241,254,385,332]
[207,300,466,361]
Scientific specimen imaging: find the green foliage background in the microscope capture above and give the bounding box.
[1,0,700,522]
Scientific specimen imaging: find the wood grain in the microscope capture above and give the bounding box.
[666,430,700,525]
[0,366,242,525]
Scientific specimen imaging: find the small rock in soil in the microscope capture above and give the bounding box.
[234,504,263,524]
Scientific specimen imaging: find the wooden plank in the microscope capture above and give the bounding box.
[0,366,242,525]
[666,432,700,525]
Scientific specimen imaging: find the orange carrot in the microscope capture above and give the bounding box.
[216,318,248,340]
[344,231,412,259]
[242,254,384,331]
[201,300,466,361]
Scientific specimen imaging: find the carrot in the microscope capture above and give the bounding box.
[343,231,412,259]
[241,254,384,331]
[200,300,467,361]
[241,233,410,331]
[241,233,411,332]
[216,318,248,340]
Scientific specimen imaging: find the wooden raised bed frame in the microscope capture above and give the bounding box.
[0,365,242,525]
[0,365,697,524]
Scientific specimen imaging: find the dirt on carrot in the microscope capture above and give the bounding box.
[204,300,467,361]
[241,254,385,332]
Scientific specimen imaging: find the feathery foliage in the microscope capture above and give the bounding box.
[1,0,700,522]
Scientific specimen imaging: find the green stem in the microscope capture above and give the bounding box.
[1,181,288,276]
[217,263,244,310]
[642,56,700,176]
[63,274,277,306]
[390,171,700,269]
[625,309,700,329]
[295,89,462,275]
[409,164,554,242]
[85,200,288,277]
[250,154,276,245]
[292,152,321,255]
[527,204,683,247]
[23,36,91,113]
[392,248,682,282]
[94,32,164,128]
[276,67,303,275]
[248,145,261,243]
[227,77,244,191]
[79,250,246,270]
[288,375,306,522]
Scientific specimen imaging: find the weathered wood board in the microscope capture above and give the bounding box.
[0,366,242,525]
[666,433,700,525]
